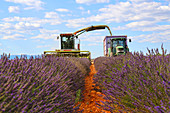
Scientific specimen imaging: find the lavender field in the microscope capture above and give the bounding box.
[94,46,170,113]
[0,46,169,113]
[0,55,90,112]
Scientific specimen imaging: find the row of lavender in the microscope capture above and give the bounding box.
[94,47,169,113]
[0,54,90,113]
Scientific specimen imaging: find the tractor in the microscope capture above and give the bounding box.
[103,36,131,57]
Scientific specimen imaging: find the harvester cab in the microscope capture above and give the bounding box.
[59,33,79,50]
[45,32,90,59]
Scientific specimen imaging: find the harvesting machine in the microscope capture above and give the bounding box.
[44,25,112,59]
[103,36,131,57]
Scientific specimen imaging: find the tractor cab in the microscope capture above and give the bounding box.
[111,38,127,55]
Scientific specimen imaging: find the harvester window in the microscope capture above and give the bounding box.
[62,37,67,41]
[61,36,74,49]
[67,37,74,49]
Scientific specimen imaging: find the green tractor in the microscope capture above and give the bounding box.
[103,36,131,57]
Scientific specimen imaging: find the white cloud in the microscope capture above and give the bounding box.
[129,0,151,3]
[0,17,62,39]
[40,29,60,34]
[76,0,93,4]
[0,23,13,30]
[3,16,62,26]
[66,18,90,28]
[78,6,84,10]
[67,1,170,28]
[5,0,44,10]
[34,19,62,25]
[45,12,59,18]
[31,33,59,40]
[87,10,91,14]
[113,23,170,32]
[0,21,42,38]
[8,6,20,13]
[137,25,170,32]
[14,22,41,30]
[96,0,110,3]
[2,34,24,40]
[55,8,69,12]
[0,15,62,42]
[126,21,156,28]
[76,0,109,4]
[81,10,91,15]
[132,31,170,43]
[37,29,60,40]
[3,16,35,22]
[97,1,163,23]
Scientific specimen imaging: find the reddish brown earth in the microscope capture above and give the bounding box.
[74,63,111,113]
[74,63,133,113]
[73,63,140,113]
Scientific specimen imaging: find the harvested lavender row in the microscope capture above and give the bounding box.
[0,54,90,112]
[94,47,170,113]
[65,57,91,76]
[64,57,91,106]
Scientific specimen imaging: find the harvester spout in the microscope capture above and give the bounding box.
[104,25,112,36]
[73,25,112,36]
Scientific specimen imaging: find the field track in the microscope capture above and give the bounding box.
[75,62,111,113]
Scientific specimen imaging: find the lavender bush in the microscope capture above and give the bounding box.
[94,46,170,113]
[0,54,90,112]
[94,56,124,72]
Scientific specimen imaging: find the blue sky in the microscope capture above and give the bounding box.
[0,0,169,58]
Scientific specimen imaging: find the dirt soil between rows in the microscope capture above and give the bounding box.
[74,63,111,113]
